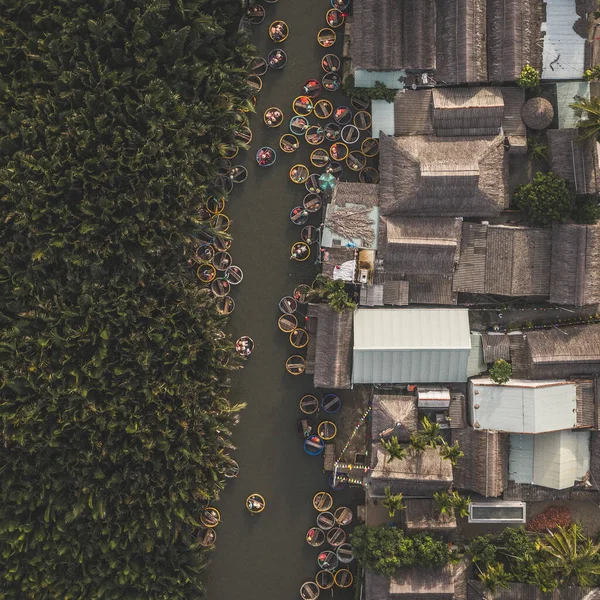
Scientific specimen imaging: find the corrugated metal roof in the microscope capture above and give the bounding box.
[354,69,406,89]
[541,0,586,80]
[467,332,486,377]
[371,100,395,139]
[352,308,471,383]
[470,378,577,433]
[509,434,535,484]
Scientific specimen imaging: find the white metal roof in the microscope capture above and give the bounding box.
[470,378,577,433]
[352,309,471,384]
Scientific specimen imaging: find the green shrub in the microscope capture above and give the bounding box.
[518,64,541,89]
[490,359,512,384]
[514,172,574,226]
[342,75,397,103]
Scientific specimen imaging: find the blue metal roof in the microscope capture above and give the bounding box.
[371,100,395,139]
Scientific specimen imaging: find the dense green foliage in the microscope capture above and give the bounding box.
[0,0,254,597]
[489,359,512,384]
[571,96,600,140]
[342,75,397,103]
[518,64,541,89]
[583,65,600,81]
[433,490,470,518]
[306,275,357,313]
[572,194,600,224]
[515,172,574,227]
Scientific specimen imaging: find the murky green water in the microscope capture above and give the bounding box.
[203,1,364,599]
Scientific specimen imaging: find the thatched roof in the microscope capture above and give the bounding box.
[487,0,544,82]
[550,223,600,306]
[331,182,379,209]
[325,206,376,248]
[451,428,508,497]
[482,333,511,363]
[378,133,508,217]
[433,88,504,136]
[547,129,599,195]
[407,274,457,305]
[467,581,600,600]
[521,97,554,130]
[351,0,436,71]
[435,0,487,85]
[383,280,409,306]
[390,565,455,598]
[405,499,457,531]
[371,395,418,443]
[305,304,353,388]
[453,224,551,296]
[394,89,434,136]
[501,87,527,136]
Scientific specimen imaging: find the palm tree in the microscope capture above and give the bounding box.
[408,432,427,453]
[380,436,408,463]
[382,486,406,518]
[433,491,454,516]
[418,416,443,448]
[439,441,464,466]
[450,491,470,518]
[477,562,511,594]
[570,96,600,139]
[536,524,600,586]
[306,275,356,314]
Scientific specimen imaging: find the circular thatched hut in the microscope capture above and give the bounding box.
[521,97,554,130]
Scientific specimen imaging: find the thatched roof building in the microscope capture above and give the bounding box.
[522,97,554,130]
[369,444,453,496]
[453,223,551,296]
[404,499,457,532]
[467,582,600,600]
[366,566,457,600]
[305,304,353,389]
[351,0,436,72]
[451,428,508,497]
[487,0,544,82]
[372,395,418,443]
[378,134,508,217]
[550,223,600,306]
[481,333,511,363]
[394,90,434,136]
[548,129,599,195]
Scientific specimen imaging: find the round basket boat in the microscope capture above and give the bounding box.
[212,174,233,195]
[304,435,325,455]
[196,243,215,263]
[269,20,289,42]
[306,527,326,547]
[216,295,235,315]
[249,56,268,76]
[200,507,220,528]
[322,72,342,92]
[326,8,345,27]
[291,241,311,261]
[212,234,232,252]
[336,543,354,564]
[278,313,298,332]
[314,99,334,119]
[334,506,353,526]
[347,150,367,172]
[206,196,226,215]
[212,251,232,271]
[321,393,342,414]
[329,472,347,491]
[223,459,240,478]
[234,125,252,145]
[331,0,350,8]
[303,79,322,99]
[317,420,337,440]
[256,146,276,167]
[362,137,380,157]
[316,570,335,590]
[297,416,316,438]
[310,148,330,168]
[300,394,319,414]
[324,122,341,141]
[290,206,309,226]
[317,28,336,48]
[267,48,287,70]
[280,133,300,153]
[317,511,335,530]
[246,493,266,514]
[351,95,370,110]
[300,581,320,600]
[264,107,284,128]
[293,283,312,304]
[247,73,263,93]
[221,144,239,159]
[354,110,372,130]
[197,264,216,283]
[236,336,254,357]
[213,156,232,176]
[293,95,314,116]
[313,491,334,512]
[286,354,307,375]
[210,277,230,298]
[210,213,231,232]
[329,142,348,162]
[230,165,248,184]
[305,126,325,146]
[197,528,217,547]
[303,193,322,213]
[305,174,321,194]
[334,569,353,588]
[290,164,310,184]
[246,4,266,25]
[317,550,338,571]
[322,53,341,74]
[279,295,298,314]
[290,115,310,135]
[327,527,347,547]
[224,265,243,285]
[359,166,380,184]
[333,105,352,125]
[341,124,360,145]
[301,225,319,244]
[290,327,309,348]
[328,161,343,177]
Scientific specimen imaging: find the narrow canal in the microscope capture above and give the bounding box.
[204,1,364,598]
